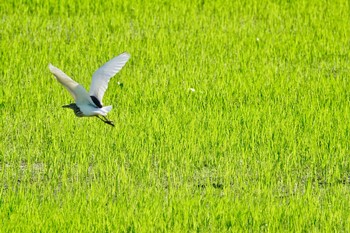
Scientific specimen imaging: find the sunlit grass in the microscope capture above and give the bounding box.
[1,0,350,231]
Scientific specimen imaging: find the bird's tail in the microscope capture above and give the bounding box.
[100,105,112,116]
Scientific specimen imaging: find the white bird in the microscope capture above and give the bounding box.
[48,52,130,127]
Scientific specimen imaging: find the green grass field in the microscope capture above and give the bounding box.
[1,0,350,231]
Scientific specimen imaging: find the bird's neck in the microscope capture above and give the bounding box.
[70,104,84,117]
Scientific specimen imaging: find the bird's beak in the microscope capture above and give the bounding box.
[62,104,70,108]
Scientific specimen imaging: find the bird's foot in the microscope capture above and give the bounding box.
[97,116,115,127]
[104,120,115,127]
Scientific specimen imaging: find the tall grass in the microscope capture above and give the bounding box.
[1,0,350,231]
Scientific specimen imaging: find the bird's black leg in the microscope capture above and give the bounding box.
[96,115,106,123]
[102,116,115,127]
[96,116,115,127]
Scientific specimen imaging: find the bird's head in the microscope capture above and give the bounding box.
[62,103,83,117]
[62,103,77,109]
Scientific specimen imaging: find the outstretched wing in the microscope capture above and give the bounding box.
[48,64,94,105]
[89,52,130,105]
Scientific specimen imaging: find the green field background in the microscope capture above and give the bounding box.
[1,0,350,232]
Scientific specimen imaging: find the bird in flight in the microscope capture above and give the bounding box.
[48,52,130,127]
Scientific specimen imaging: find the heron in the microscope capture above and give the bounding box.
[48,52,130,127]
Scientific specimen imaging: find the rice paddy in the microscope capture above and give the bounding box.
[1,0,350,231]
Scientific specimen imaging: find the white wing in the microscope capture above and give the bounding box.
[89,52,130,105]
[48,64,94,105]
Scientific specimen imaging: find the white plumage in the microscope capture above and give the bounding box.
[49,52,130,126]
